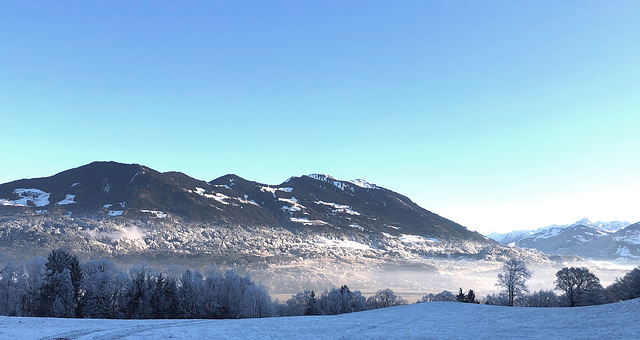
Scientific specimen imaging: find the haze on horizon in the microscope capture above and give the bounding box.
[1,1,639,235]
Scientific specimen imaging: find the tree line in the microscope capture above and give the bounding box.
[2,251,638,319]
[420,258,640,307]
[0,249,408,319]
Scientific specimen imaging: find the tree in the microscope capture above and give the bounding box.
[466,289,479,304]
[177,269,203,318]
[419,290,457,303]
[455,288,467,302]
[605,267,640,302]
[21,257,48,317]
[521,290,559,307]
[305,290,318,315]
[41,249,84,317]
[366,289,407,309]
[496,258,532,307]
[455,288,478,303]
[81,259,124,318]
[240,284,274,318]
[124,264,156,319]
[554,267,602,307]
[0,262,26,316]
[483,293,508,306]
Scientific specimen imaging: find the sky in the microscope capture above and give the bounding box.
[1,1,639,235]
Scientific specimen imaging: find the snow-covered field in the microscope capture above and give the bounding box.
[1,299,638,340]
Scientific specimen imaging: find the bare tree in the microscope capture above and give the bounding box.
[554,267,601,307]
[366,289,407,309]
[496,258,532,306]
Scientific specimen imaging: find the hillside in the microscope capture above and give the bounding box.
[1,299,638,339]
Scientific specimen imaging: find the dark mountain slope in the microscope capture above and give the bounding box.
[0,162,490,244]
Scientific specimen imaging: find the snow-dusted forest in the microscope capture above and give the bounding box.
[2,250,640,320]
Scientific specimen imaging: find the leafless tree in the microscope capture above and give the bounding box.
[496,258,532,306]
[554,267,601,307]
[366,289,407,309]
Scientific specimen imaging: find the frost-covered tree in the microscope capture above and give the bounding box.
[419,290,457,303]
[305,290,319,315]
[323,285,366,314]
[0,262,26,316]
[201,271,222,318]
[496,258,532,307]
[554,267,602,307]
[46,269,75,317]
[366,289,407,309]
[41,250,83,317]
[283,291,312,316]
[149,273,179,319]
[483,293,508,306]
[240,284,274,318]
[124,264,156,318]
[218,270,253,319]
[81,259,125,318]
[21,257,48,317]
[177,269,204,318]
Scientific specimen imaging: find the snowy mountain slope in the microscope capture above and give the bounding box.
[1,299,638,340]
[487,219,639,260]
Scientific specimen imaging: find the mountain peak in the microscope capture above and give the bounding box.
[305,174,338,182]
[349,179,379,189]
[304,174,380,190]
[571,218,593,227]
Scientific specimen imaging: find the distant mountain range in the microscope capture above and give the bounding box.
[487,218,640,261]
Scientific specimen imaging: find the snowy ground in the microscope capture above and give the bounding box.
[1,299,638,340]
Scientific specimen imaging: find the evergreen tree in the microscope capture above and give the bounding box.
[455,288,467,303]
[305,290,318,315]
[466,289,479,304]
[41,249,83,317]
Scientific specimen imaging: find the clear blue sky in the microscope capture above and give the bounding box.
[2,1,639,234]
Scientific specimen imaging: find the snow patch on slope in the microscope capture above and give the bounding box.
[260,186,293,197]
[400,234,440,243]
[316,237,371,250]
[56,194,77,205]
[290,217,329,226]
[349,179,379,189]
[0,189,50,207]
[305,174,355,192]
[141,210,167,218]
[315,201,360,215]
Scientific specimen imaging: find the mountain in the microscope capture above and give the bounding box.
[487,218,639,261]
[0,161,561,294]
[0,161,488,243]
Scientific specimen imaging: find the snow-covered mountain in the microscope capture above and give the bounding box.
[0,161,488,243]
[1,162,563,294]
[487,218,639,260]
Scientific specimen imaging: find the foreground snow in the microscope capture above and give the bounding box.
[1,299,638,339]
